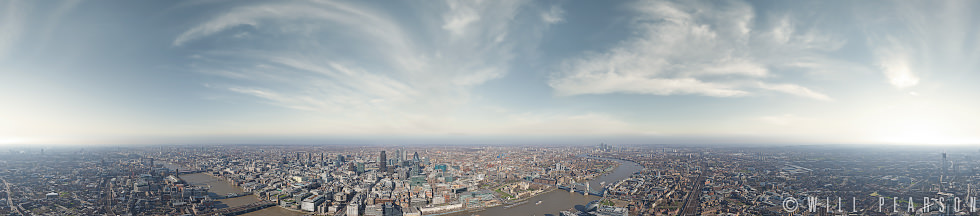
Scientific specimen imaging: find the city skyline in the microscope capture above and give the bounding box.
[3,0,980,146]
[1,143,973,215]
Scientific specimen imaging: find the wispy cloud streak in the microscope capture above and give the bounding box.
[549,0,840,100]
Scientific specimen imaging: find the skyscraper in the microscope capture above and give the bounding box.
[942,151,948,183]
[412,161,421,176]
[380,151,387,173]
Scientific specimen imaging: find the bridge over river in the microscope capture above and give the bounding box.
[448,155,643,216]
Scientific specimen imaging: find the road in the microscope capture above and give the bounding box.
[99,177,116,215]
[678,172,706,216]
[1,177,23,216]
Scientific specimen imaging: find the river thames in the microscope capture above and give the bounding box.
[448,156,643,216]
[164,155,641,216]
[163,162,304,215]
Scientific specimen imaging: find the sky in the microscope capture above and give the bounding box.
[2,0,980,146]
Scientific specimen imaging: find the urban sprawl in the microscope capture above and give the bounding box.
[0,144,976,216]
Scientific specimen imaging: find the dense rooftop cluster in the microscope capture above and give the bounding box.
[1,145,976,216]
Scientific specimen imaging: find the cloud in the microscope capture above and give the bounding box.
[551,75,748,97]
[549,0,840,100]
[174,0,572,135]
[173,2,400,47]
[756,83,832,101]
[442,0,481,36]
[541,5,565,24]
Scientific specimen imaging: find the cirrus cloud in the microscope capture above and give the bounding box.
[549,0,840,101]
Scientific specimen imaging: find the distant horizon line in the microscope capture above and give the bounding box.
[4,142,979,151]
[6,133,980,147]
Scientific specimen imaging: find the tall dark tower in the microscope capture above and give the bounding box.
[379,151,387,173]
[942,151,948,183]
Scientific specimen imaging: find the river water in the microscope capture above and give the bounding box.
[243,205,306,216]
[448,156,643,216]
[162,156,641,216]
[162,162,301,215]
[179,173,243,196]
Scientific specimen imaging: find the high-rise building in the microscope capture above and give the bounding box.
[379,151,387,173]
[411,161,421,176]
[942,151,948,183]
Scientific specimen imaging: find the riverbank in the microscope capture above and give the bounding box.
[446,156,641,216]
[443,163,617,216]
[183,171,310,215]
[433,187,560,216]
[241,206,306,216]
